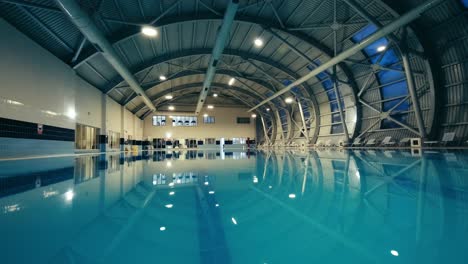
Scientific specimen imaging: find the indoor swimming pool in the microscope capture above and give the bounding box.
[1,149,467,264]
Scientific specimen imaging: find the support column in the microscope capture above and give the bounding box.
[120,105,125,151]
[333,24,349,141]
[260,116,271,145]
[402,49,426,138]
[296,99,309,140]
[100,94,108,152]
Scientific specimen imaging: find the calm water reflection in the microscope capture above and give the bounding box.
[0,149,467,264]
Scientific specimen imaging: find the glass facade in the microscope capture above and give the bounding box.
[75,124,100,150]
[172,116,198,127]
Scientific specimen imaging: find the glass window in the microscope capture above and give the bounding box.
[331,124,344,134]
[108,130,120,149]
[307,61,346,134]
[237,117,251,124]
[203,116,215,124]
[462,0,468,8]
[152,115,166,126]
[205,138,216,144]
[75,124,100,150]
[232,138,247,144]
[351,24,410,129]
[172,116,197,127]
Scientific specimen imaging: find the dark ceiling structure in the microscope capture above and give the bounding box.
[1,0,466,145]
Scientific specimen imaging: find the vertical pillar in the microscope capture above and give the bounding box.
[333,23,349,142]
[120,106,125,151]
[296,99,309,140]
[402,50,426,138]
[260,116,271,145]
[100,94,108,152]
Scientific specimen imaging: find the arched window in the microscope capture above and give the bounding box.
[352,24,410,129]
[307,61,344,134]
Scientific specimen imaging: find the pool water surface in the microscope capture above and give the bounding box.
[0,149,467,264]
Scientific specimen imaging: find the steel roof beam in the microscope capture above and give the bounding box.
[1,0,62,13]
[54,0,156,111]
[248,0,445,112]
[133,82,275,115]
[195,0,239,114]
[18,5,74,53]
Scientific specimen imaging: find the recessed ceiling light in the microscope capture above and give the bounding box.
[228,77,235,86]
[207,105,214,109]
[165,95,173,100]
[285,97,294,104]
[141,26,158,37]
[266,108,270,111]
[390,250,399,257]
[288,193,296,199]
[165,204,173,208]
[203,113,208,117]
[254,38,264,47]
[377,45,386,52]
[251,114,257,118]
[159,226,166,231]
[213,93,218,97]
[159,75,167,81]
[168,105,175,111]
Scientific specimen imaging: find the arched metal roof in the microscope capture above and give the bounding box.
[0,0,463,143]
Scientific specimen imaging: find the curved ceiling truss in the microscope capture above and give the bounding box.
[101,50,322,139]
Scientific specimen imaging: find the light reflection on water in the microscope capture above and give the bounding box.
[0,149,467,264]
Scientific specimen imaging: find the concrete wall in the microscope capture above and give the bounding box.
[143,106,256,141]
[0,19,142,158]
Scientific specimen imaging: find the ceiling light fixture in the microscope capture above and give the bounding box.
[159,75,167,81]
[285,97,294,104]
[251,114,257,118]
[266,108,270,112]
[165,95,173,100]
[254,38,264,47]
[141,26,158,37]
[228,78,235,86]
[213,93,218,97]
[207,105,214,109]
[168,105,175,111]
[203,113,208,117]
[377,45,387,52]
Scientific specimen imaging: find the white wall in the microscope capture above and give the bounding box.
[143,106,256,140]
[105,97,122,134]
[0,19,144,157]
[0,19,103,130]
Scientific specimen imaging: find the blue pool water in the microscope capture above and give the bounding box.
[1,150,467,264]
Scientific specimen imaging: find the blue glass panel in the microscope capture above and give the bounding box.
[383,98,410,112]
[381,81,408,98]
[352,24,378,41]
[332,113,341,123]
[381,114,408,129]
[327,90,337,100]
[378,70,405,85]
[331,124,344,134]
[330,101,339,112]
[362,38,389,63]
[379,49,400,67]
[322,79,334,90]
[462,0,468,8]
